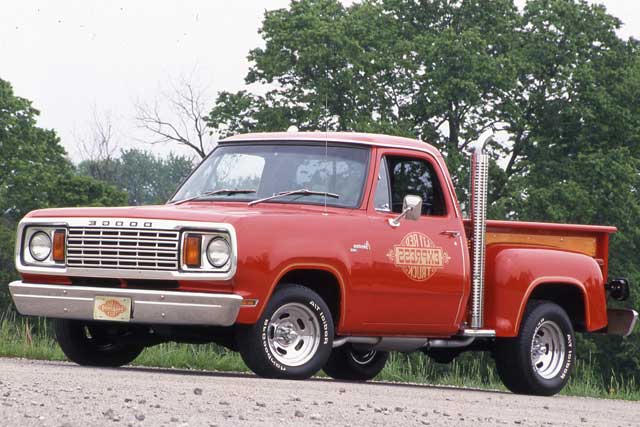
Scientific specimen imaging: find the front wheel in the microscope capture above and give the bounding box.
[323,344,388,381]
[54,319,144,367]
[236,284,333,379]
[494,300,575,396]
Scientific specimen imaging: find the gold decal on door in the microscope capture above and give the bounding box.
[386,232,451,281]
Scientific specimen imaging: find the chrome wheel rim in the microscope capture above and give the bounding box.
[530,320,566,380]
[350,349,377,366]
[267,303,320,367]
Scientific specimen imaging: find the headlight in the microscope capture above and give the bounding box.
[29,231,52,261]
[181,232,233,272]
[206,237,231,268]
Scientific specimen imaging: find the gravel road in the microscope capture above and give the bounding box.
[0,358,638,427]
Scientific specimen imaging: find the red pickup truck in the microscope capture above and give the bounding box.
[9,132,637,396]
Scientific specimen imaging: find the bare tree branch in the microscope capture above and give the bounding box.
[74,107,121,182]
[134,74,215,159]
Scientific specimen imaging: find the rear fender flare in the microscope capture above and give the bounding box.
[516,277,588,334]
[485,246,607,337]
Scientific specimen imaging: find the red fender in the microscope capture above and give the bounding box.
[484,245,607,337]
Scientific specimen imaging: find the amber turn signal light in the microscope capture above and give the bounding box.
[52,230,66,262]
[240,299,259,307]
[184,234,202,267]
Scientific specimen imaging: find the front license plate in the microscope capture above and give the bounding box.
[93,296,132,322]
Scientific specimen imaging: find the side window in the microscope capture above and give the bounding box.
[373,158,391,211]
[386,156,446,216]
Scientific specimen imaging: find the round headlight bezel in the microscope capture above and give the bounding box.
[206,237,231,268]
[29,231,52,262]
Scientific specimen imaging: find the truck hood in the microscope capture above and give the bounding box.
[25,202,349,224]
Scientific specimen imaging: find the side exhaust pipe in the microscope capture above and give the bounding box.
[332,336,475,351]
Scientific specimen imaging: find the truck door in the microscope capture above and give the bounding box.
[364,149,467,336]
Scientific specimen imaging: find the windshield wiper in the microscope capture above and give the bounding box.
[248,188,339,206]
[170,189,256,205]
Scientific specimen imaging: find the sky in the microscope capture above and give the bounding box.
[1,0,639,162]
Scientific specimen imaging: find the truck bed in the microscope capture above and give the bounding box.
[463,219,617,277]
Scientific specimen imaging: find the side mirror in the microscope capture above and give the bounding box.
[403,195,422,221]
[389,195,423,227]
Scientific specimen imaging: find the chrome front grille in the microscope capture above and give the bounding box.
[66,227,180,271]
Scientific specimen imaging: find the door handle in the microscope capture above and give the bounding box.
[440,230,461,238]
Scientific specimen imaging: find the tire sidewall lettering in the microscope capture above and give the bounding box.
[261,317,287,371]
[309,299,330,345]
[560,332,573,380]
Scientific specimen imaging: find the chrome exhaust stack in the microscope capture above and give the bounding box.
[456,132,496,338]
[470,135,490,329]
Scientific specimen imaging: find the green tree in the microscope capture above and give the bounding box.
[0,79,127,219]
[0,79,72,221]
[0,78,127,305]
[78,149,194,205]
[54,175,128,207]
[183,1,519,163]
[491,0,635,202]
[206,0,520,197]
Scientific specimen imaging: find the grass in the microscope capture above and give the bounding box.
[1,308,638,401]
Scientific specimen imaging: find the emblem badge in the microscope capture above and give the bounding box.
[88,220,150,227]
[98,299,127,318]
[94,296,131,322]
[386,232,451,281]
[350,241,371,253]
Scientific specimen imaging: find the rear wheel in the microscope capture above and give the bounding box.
[323,344,388,381]
[236,284,333,379]
[494,300,575,396]
[54,319,144,367]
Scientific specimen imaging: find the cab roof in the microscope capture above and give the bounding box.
[220,131,442,158]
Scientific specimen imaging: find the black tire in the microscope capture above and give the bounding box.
[54,319,144,367]
[494,300,575,396]
[236,284,333,380]
[323,344,388,381]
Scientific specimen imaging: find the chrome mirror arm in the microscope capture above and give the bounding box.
[388,207,412,228]
[387,195,423,228]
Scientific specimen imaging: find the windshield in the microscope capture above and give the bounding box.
[171,143,370,208]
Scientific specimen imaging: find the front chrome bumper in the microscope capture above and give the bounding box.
[606,308,639,337]
[9,281,242,326]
